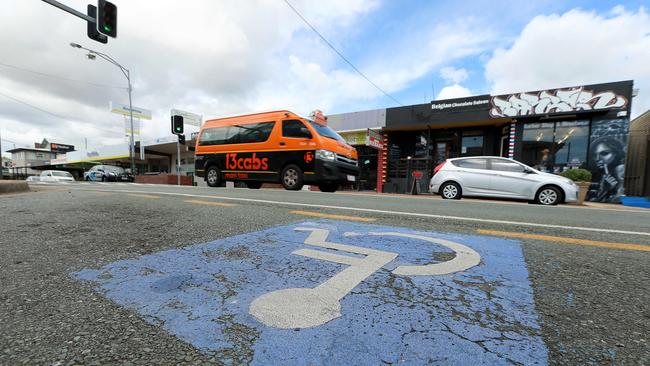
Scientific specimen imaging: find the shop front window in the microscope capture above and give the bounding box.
[553,121,589,168]
[522,120,589,173]
[461,131,484,156]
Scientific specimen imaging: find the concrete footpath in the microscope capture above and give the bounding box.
[0,181,29,194]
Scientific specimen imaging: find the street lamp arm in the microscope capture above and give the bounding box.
[76,45,129,79]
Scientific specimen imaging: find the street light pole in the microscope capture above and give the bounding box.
[70,42,135,175]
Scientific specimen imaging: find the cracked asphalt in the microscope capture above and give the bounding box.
[1,184,649,365]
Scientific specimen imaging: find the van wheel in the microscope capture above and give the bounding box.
[281,164,304,191]
[318,182,337,193]
[206,166,221,187]
[535,186,561,205]
[440,182,461,200]
[247,181,262,189]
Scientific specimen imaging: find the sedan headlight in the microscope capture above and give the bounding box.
[315,149,336,161]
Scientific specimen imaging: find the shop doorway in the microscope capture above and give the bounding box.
[433,134,458,165]
[356,145,378,191]
[500,135,509,157]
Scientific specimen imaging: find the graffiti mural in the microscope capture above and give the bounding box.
[490,87,628,117]
[587,119,629,203]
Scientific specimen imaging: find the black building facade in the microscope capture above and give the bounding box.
[334,81,634,202]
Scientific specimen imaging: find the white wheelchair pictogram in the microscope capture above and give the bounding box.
[249,227,481,329]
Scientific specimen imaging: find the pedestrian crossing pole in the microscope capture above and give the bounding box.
[177,141,180,186]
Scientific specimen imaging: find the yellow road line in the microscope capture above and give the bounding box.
[184,199,237,207]
[477,229,650,252]
[127,193,160,199]
[290,210,376,222]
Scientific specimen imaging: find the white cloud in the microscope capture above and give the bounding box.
[436,84,472,100]
[440,67,469,84]
[485,6,650,117]
[0,0,497,156]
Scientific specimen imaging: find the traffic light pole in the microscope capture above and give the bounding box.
[177,141,181,186]
[42,0,95,23]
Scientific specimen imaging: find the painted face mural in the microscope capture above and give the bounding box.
[587,120,628,203]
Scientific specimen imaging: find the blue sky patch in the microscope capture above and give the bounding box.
[74,220,547,365]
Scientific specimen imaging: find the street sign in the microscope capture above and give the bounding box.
[110,102,152,120]
[74,220,547,365]
[171,109,202,127]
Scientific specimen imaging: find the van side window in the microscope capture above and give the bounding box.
[282,120,312,138]
[199,122,275,146]
[236,122,275,143]
[199,126,231,146]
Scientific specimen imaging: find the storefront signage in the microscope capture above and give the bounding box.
[50,143,74,153]
[341,131,366,146]
[490,85,629,118]
[366,129,383,149]
[431,98,489,111]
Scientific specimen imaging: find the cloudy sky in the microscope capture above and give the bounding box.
[1,0,649,157]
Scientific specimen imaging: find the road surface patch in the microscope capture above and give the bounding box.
[184,199,238,207]
[126,193,160,199]
[73,220,547,365]
[477,229,650,252]
[289,210,376,222]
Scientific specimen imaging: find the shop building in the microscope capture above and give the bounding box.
[625,109,650,197]
[330,80,634,202]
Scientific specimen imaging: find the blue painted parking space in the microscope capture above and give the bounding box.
[74,220,547,365]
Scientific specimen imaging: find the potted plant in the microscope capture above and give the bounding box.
[559,168,592,205]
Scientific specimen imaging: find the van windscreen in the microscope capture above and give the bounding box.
[199,121,275,146]
[309,121,345,143]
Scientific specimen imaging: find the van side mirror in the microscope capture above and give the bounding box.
[524,167,534,174]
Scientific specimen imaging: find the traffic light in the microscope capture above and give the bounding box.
[86,5,107,44]
[178,134,186,145]
[171,115,184,135]
[97,0,117,38]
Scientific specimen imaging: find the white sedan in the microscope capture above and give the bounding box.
[429,157,578,205]
[39,170,76,183]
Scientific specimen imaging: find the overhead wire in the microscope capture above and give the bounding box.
[282,0,403,106]
[0,61,126,90]
[0,90,124,137]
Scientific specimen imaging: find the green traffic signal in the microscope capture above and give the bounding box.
[97,0,117,38]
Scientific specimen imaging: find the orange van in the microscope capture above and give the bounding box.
[194,110,358,192]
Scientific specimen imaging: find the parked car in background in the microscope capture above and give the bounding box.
[429,157,578,205]
[39,170,75,183]
[26,175,41,182]
[84,165,134,182]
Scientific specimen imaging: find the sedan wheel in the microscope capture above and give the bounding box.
[536,187,560,205]
[440,182,461,200]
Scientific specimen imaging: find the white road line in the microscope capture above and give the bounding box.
[67,187,650,237]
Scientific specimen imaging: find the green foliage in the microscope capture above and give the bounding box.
[559,168,592,182]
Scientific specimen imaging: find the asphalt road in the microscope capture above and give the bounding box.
[1,182,649,365]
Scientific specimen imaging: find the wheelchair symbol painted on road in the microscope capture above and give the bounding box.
[250,227,481,328]
[73,220,548,365]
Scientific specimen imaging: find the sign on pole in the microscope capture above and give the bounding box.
[110,102,152,120]
[171,109,202,127]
